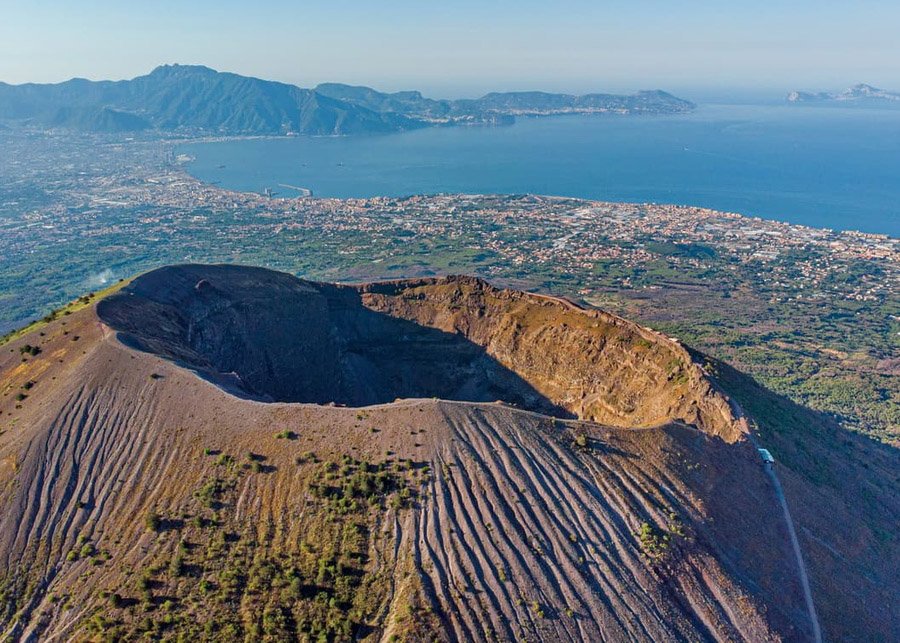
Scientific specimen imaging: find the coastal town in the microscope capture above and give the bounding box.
[1,131,897,441]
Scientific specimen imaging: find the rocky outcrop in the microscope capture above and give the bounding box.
[360,275,746,441]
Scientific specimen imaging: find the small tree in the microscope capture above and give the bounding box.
[637,522,670,561]
[145,511,161,532]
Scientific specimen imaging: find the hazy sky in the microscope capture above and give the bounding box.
[1,0,898,97]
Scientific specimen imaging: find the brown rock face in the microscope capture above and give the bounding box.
[359,275,745,440]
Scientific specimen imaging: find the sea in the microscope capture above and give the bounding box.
[179,103,900,236]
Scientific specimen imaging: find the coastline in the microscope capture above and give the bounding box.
[173,104,900,237]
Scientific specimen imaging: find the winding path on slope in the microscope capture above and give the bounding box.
[713,378,822,643]
[765,462,823,643]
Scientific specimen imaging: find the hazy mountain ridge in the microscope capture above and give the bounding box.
[314,84,694,121]
[787,83,900,105]
[0,64,695,135]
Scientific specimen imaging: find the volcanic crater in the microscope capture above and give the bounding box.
[97,264,740,438]
[97,266,567,416]
[2,264,895,642]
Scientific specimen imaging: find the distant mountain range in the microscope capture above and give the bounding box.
[0,64,695,135]
[787,83,900,105]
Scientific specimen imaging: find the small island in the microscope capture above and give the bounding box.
[787,83,900,105]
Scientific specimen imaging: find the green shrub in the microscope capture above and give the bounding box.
[637,522,670,561]
[215,453,234,467]
[145,511,161,532]
[170,552,186,577]
[19,344,41,357]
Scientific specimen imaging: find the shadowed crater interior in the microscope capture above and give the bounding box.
[98,264,572,417]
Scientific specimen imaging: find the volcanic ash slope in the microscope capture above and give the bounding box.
[0,265,823,641]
